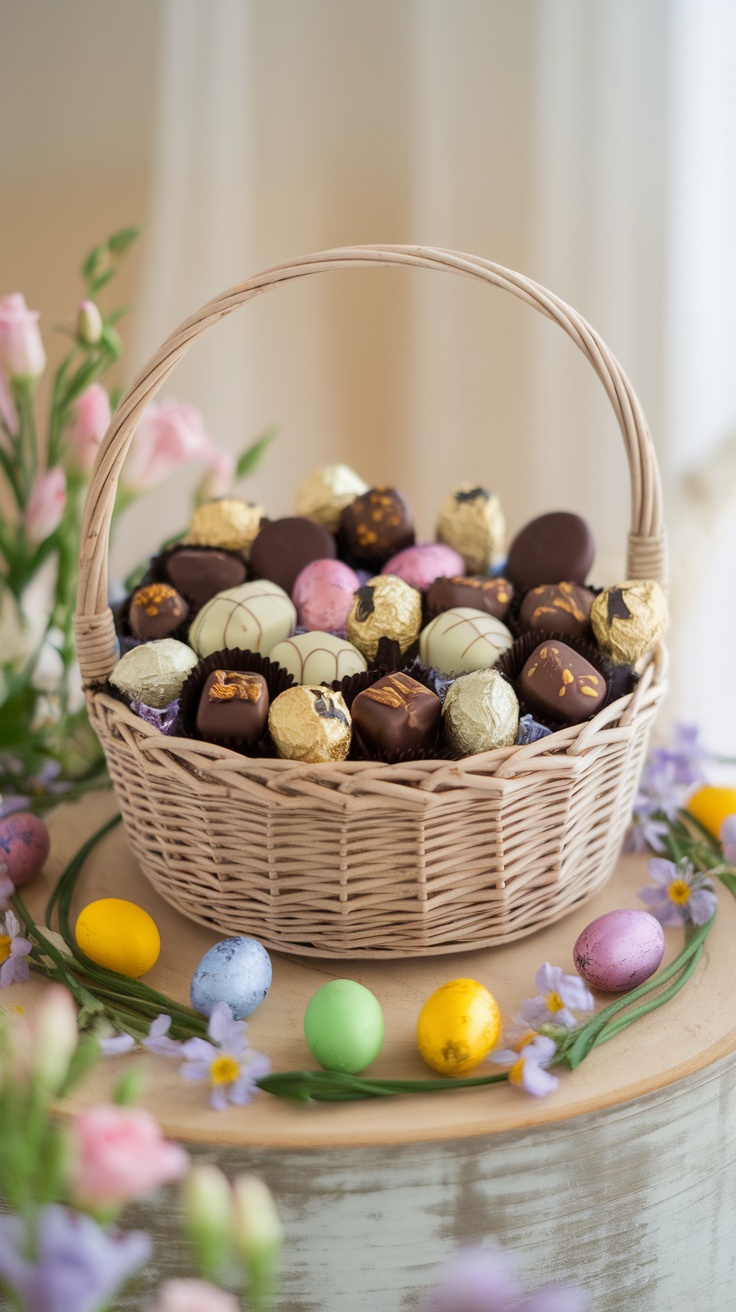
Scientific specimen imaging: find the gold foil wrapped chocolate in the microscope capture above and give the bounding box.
[436,484,506,573]
[346,575,422,663]
[268,685,352,763]
[294,464,368,532]
[186,498,264,555]
[442,668,519,756]
[109,638,198,709]
[591,580,667,665]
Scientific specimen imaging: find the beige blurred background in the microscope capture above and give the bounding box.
[2,0,736,747]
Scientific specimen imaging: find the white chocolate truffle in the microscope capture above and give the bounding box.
[109,639,198,709]
[295,464,368,532]
[419,607,513,676]
[269,632,367,685]
[189,580,296,658]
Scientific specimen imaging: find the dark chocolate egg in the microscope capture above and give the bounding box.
[506,512,595,588]
[249,516,337,594]
[339,487,415,566]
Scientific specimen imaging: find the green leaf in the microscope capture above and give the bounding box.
[107,225,141,254]
[87,268,116,297]
[236,427,277,480]
[112,1066,145,1106]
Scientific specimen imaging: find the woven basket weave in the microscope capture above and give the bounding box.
[75,245,667,959]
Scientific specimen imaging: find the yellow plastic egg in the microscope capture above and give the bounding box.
[417,978,502,1076]
[686,786,736,839]
[75,898,161,978]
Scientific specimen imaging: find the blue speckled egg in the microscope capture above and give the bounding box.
[190,937,272,1019]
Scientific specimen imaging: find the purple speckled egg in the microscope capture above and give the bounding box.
[381,543,465,593]
[0,811,51,888]
[292,558,361,633]
[573,908,665,993]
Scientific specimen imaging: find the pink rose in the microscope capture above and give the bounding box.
[67,383,111,472]
[153,1280,240,1312]
[0,369,19,437]
[70,1105,188,1208]
[122,400,215,492]
[24,467,66,544]
[0,293,46,380]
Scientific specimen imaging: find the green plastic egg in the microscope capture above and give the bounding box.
[304,979,384,1074]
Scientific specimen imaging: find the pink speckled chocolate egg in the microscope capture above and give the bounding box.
[573,908,665,993]
[381,543,465,593]
[0,811,51,888]
[292,558,361,633]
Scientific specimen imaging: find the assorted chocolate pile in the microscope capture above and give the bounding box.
[107,465,667,765]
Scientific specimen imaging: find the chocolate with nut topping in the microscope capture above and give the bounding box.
[517,641,606,725]
[426,576,513,621]
[352,672,441,761]
[339,486,414,566]
[196,669,269,743]
[519,581,595,639]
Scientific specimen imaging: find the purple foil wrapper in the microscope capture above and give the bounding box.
[516,714,552,745]
[130,698,181,735]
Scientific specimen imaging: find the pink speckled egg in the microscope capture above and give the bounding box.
[292,558,361,633]
[573,908,665,993]
[381,543,465,592]
[0,811,51,888]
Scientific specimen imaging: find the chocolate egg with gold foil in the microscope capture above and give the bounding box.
[268,685,352,763]
[346,575,423,662]
[436,484,506,573]
[442,669,519,755]
[186,498,264,555]
[109,639,198,708]
[295,463,368,532]
[591,580,667,666]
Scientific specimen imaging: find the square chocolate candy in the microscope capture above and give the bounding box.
[196,669,269,744]
[352,672,441,761]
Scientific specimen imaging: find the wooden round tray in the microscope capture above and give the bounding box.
[8,790,736,1311]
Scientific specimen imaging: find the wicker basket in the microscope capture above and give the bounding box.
[75,245,667,959]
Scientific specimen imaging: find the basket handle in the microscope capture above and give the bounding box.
[75,244,666,684]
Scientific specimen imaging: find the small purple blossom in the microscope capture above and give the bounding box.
[655,722,710,788]
[425,1243,590,1312]
[98,1032,137,1056]
[518,963,594,1031]
[721,815,736,865]
[178,1003,270,1110]
[0,869,14,906]
[490,1034,560,1098]
[0,1204,151,1312]
[626,724,712,854]
[142,1013,184,1057]
[639,857,717,927]
[0,908,32,987]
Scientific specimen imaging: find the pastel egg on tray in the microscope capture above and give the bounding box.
[380,543,465,593]
[0,812,50,888]
[188,580,296,658]
[304,979,384,1074]
[573,909,665,992]
[269,632,367,685]
[292,558,361,632]
[418,607,513,676]
[109,638,198,708]
[75,898,161,978]
[190,936,272,1020]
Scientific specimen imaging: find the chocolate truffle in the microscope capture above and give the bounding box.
[519,581,595,639]
[295,463,368,531]
[109,639,198,709]
[186,498,264,554]
[196,669,269,744]
[165,547,248,609]
[442,669,519,756]
[590,580,667,666]
[419,608,513,676]
[269,632,367,685]
[436,484,506,573]
[292,558,361,633]
[352,672,441,761]
[381,543,465,593]
[346,575,423,662]
[268,685,352,763]
[506,512,595,588]
[339,486,415,566]
[129,583,188,641]
[189,580,296,658]
[426,576,514,621]
[249,516,337,594]
[517,641,606,725]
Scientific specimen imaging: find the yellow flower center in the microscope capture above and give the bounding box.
[509,1057,526,1087]
[210,1055,240,1086]
[545,991,564,1013]
[0,935,11,964]
[668,879,692,905]
[512,1030,537,1053]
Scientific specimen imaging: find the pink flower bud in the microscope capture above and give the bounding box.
[70,1105,189,1209]
[76,299,103,345]
[24,467,66,545]
[31,984,78,1092]
[122,401,215,493]
[153,1280,240,1312]
[67,383,111,472]
[0,293,46,380]
[0,369,19,437]
[196,449,235,503]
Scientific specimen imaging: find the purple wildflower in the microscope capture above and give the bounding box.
[142,1013,185,1056]
[0,909,32,987]
[490,1034,560,1098]
[721,815,736,865]
[98,1032,137,1057]
[639,857,717,927]
[425,1243,589,1312]
[178,1003,270,1110]
[0,1204,151,1312]
[518,963,594,1031]
[0,869,14,906]
[656,722,710,788]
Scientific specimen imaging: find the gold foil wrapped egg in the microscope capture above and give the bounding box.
[109,638,198,709]
[268,685,352,763]
[295,464,368,532]
[186,498,264,555]
[436,484,506,574]
[590,580,667,665]
[346,576,423,663]
[442,668,519,756]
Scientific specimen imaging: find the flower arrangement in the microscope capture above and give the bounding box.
[0,230,273,816]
